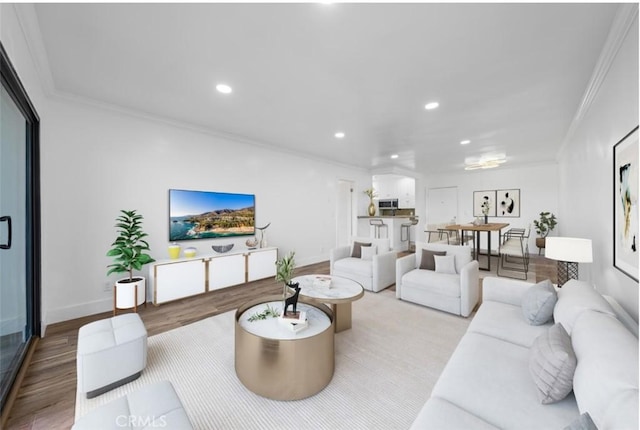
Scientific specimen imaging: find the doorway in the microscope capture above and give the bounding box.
[336,180,354,247]
[426,186,458,226]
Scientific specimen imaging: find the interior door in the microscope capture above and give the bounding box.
[426,186,458,226]
[336,180,354,247]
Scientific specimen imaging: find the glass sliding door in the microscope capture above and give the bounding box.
[0,43,40,415]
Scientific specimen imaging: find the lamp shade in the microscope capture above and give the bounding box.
[545,237,593,263]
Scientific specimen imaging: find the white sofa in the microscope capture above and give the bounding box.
[396,242,480,317]
[411,278,639,430]
[330,237,396,292]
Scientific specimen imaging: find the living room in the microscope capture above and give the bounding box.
[1,2,638,429]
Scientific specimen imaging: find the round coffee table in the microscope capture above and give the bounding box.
[235,295,334,400]
[291,275,364,333]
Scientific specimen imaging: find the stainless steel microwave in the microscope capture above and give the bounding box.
[378,199,399,209]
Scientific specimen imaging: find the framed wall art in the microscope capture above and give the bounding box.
[473,190,496,217]
[496,189,520,217]
[613,125,639,282]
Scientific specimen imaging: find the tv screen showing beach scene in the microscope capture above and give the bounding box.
[169,189,255,241]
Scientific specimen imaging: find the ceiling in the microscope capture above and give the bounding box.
[29,3,619,174]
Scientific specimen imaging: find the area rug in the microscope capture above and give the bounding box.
[75,290,470,429]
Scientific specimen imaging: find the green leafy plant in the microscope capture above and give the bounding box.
[533,211,558,238]
[275,251,296,299]
[247,304,280,322]
[107,210,156,282]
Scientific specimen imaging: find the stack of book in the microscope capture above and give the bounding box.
[279,311,308,333]
[313,275,332,289]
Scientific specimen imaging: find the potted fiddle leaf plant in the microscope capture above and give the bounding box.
[275,251,296,301]
[533,211,557,252]
[107,210,156,312]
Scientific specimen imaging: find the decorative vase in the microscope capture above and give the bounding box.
[168,243,181,259]
[484,215,488,224]
[368,201,376,216]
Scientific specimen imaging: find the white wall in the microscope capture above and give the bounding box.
[557,12,639,321]
[424,163,559,254]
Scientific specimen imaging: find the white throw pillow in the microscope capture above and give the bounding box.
[522,279,557,325]
[434,254,456,274]
[360,245,377,261]
[529,323,577,404]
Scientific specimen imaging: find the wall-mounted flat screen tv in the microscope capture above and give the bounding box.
[169,189,255,241]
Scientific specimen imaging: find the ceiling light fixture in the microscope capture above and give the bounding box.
[464,155,507,170]
[216,84,232,94]
[390,154,399,159]
[460,140,471,145]
[334,132,345,139]
[424,102,439,110]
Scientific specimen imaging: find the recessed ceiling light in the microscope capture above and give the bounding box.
[216,84,232,94]
[334,132,345,139]
[390,154,399,159]
[460,140,471,145]
[424,102,439,110]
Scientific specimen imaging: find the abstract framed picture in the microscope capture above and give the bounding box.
[496,189,520,217]
[613,126,639,282]
[473,190,496,217]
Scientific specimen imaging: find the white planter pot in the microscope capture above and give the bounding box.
[115,277,146,311]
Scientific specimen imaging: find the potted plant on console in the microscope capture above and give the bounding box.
[107,209,156,315]
[533,211,557,255]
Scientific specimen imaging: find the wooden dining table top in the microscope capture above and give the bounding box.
[444,223,510,232]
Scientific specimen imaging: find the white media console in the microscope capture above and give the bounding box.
[148,247,278,305]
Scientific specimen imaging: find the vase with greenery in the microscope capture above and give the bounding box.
[275,251,296,305]
[107,210,156,310]
[533,211,558,250]
[364,187,377,216]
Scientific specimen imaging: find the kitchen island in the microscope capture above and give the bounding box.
[357,216,419,251]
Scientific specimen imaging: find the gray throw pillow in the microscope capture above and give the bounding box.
[529,323,577,404]
[419,249,446,271]
[351,241,372,258]
[522,279,557,325]
[564,413,598,430]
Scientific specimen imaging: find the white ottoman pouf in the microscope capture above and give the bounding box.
[72,380,193,430]
[77,313,147,398]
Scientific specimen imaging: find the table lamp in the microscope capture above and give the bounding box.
[545,237,593,287]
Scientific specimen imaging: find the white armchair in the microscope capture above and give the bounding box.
[330,237,396,292]
[395,242,480,317]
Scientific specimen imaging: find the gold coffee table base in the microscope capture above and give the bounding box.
[235,296,335,400]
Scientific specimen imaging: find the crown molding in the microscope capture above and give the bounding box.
[558,3,639,159]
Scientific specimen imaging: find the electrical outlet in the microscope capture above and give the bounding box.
[103,282,112,293]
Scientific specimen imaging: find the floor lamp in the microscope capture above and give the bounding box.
[545,237,593,287]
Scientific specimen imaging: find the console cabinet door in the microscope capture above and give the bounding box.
[209,253,246,290]
[247,248,278,282]
[154,260,206,304]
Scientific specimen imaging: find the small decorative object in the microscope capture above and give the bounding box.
[256,222,271,248]
[613,126,638,281]
[282,283,301,317]
[212,243,234,253]
[364,187,377,216]
[245,237,259,249]
[533,211,558,252]
[314,275,332,289]
[184,247,197,258]
[168,242,181,259]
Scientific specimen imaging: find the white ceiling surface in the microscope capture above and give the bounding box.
[31,3,619,174]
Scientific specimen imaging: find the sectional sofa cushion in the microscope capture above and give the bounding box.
[553,280,615,334]
[522,279,557,325]
[419,249,445,270]
[564,412,598,430]
[350,241,371,258]
[430,332,579,429]
[401,269,460,298]
[529,323,577,404]
[410,397,499,430]
[570,310,639,428]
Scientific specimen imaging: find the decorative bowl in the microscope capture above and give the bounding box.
[245,237,259,248]
[212,243,234,253]
[184,247,197,258]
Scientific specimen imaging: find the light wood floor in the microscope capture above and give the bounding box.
[5,255,556,429]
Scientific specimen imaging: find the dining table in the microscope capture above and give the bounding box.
[444,223,510,271]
